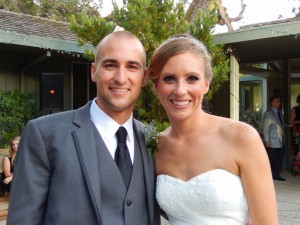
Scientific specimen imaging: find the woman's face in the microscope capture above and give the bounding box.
[155,52,210,121]
[11,140,19,152]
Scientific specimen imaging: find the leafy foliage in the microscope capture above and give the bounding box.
[144,119,169,156]
[70,13,116,60]
[36,0,100,21]
[0,0,100,22]
[0,0,38,15]
[241,109,263,134]
[0,89,43,146]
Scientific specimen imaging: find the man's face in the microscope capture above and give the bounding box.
[271,98,281,109]
[91,36,146,121]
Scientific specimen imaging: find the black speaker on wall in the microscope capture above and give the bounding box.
[40,73,64,111]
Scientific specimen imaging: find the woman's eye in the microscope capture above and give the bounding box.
[163,75,175,83]
[187,75,199,82]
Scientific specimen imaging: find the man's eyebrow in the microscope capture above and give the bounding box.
[101,59,118,64]
[101,59,142,67]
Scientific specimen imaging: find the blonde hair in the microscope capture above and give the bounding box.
[8,136,20,165]
[147,34,213,85]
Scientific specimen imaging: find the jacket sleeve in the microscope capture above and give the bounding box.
[7,119,51,225]
[263,111,271,143]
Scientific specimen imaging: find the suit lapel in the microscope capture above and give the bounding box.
[71,103,102,225]
[271,110,282,127]
[133,120,157,224]
[70,106,157,225]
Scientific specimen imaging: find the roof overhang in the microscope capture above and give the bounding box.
[213,19,300,63]
[0,29,94,54]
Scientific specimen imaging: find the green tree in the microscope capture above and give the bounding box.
[0,89,43,146]
[70,13,116,60]
[0,0,38,15]
[36,0,100,21]
[0,0,101,22]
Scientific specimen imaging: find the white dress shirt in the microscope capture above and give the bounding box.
[90,99,135,163]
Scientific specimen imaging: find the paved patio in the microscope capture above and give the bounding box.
[276,171,300,224]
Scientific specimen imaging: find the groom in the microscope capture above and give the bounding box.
[7,31,161,225]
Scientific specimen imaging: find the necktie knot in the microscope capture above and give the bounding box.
[117,126,127,144]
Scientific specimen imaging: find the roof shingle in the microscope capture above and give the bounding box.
[0,9,78,42]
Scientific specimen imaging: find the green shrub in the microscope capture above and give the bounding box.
[0,89,43,147]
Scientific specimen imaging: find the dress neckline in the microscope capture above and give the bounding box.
[157,169,239,183]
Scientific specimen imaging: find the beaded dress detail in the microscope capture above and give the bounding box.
[156,169,249,225]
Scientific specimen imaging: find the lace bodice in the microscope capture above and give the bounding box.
[156,169,249,225]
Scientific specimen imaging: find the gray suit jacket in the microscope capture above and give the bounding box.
[7,102,160,225]
[263,109,284,148]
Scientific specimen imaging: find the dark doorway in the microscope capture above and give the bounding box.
[72,63,96,109]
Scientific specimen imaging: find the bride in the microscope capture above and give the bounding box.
[147,34,278,225]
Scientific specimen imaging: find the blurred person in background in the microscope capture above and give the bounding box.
[0,136,20,195]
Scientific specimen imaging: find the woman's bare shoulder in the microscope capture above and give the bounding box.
[210,116,262,153]
[214,116,257,134]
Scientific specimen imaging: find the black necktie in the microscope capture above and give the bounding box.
[277,110,283,125]
[115,126,132,189]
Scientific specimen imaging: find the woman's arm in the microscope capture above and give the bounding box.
[2,156,12,178]
[290,107,300,125]
[2,156,13,184]
[237,125,278,225]
[290,107,296,124]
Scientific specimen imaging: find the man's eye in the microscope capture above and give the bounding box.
[187,76,199,82]
[128,65,139,70]
[163,76,175,83]
[104,63,116,69]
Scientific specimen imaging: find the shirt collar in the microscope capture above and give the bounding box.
[90,99,134,142]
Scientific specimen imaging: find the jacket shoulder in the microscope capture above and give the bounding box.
[133,119,145,131]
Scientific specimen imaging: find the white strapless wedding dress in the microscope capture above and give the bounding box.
[156,169,250,225]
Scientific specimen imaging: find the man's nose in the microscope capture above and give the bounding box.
[114,67,127,83]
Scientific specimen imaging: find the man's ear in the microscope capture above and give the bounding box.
[91,63,96,83]
[142,68,149,87]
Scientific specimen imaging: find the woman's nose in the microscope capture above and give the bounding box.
[173,83,187,96]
